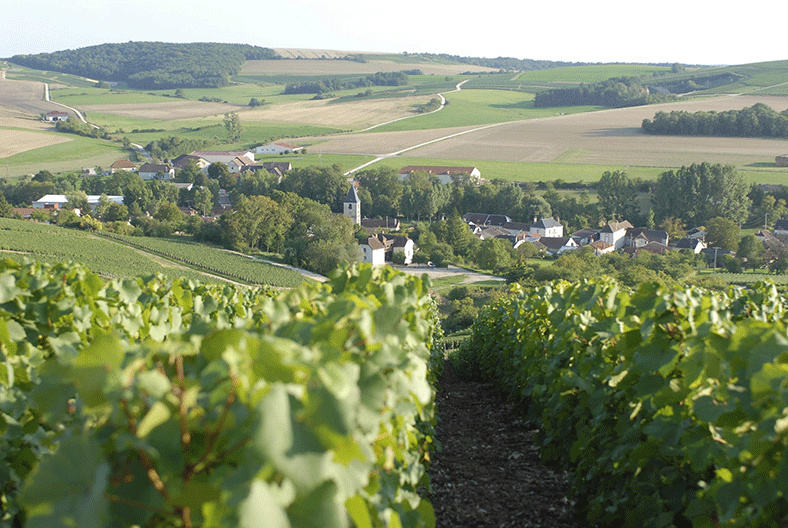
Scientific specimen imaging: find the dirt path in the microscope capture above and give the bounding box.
[429,364,582,527]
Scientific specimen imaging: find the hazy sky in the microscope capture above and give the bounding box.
[1,0,786,66]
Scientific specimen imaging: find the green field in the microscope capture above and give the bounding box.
[0,135,124,175]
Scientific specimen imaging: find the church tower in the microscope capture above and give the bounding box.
[344,184,361,225]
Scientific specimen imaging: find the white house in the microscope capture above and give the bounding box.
[360,236,386,265]
[539,236,578,256]
[255,142,303,155]
[378,234,414,265]
[599,220,633,250]
[44,111,70,121]
[227,156,252,174]
[399,166,482,185]
[138,163,175,181]
[530,217,564,238]
[33,194,123,213]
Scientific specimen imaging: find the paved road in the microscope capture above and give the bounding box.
[395,264,504,285]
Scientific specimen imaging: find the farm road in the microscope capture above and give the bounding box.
[321,93,788,172]
[344,80,476,175]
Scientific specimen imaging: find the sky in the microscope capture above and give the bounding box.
[1,0,786,66]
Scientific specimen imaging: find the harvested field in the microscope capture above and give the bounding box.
[79,100,242,120]
[302,95,788,168]
[242,58,497,76]
[243,95,433,128]
[0,76,66,118]
[0,129,73,159]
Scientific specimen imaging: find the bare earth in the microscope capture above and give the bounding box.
[300,95,788,167]
[0,129,73,159]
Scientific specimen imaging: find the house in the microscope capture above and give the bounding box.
[599,220,633,250]
[228,156,252,174]
[674,237,706,253]
[623,241,671,256]
[387,235,415,265]
[12,207,35,219]
[503,221,532,237]
[571,228,599,247]
[399,166,482,185]
[190,150,255,165]
[776,154,788,167]
[462,213,511,227]
[44,111,70,121]
[361,217,401,232]
[477,226,511,240]
[774,219,788,236]
[360,236,386,265]
[372,233,414,264]
[138,163,175,181]
[625,228,669,248]
[255,142,303,155]
[81,167,97,177]
[110,159,137,173]
[171,154,210,173]
[539,236,578,256]
[239,161,292,179]
[33,194,123,213]
[530,217,564,238]
[588,240,615,256]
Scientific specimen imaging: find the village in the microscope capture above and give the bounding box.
[11,141,788,281]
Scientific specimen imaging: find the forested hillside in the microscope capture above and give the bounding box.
[7,42,278,88]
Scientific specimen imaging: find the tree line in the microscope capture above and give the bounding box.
[533,77,669,108]
[9,42,277,89]
[283,71,409,95]
[641,103,788,138]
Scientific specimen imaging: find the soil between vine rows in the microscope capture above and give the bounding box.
[428,364,583,528]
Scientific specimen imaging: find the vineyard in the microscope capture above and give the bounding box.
[97,232,310,288]
[0,259,441,527]
[455,278,788,527]
[0,218,310,288]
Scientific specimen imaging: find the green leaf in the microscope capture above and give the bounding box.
[70,330,124,407]
[136,401,172,438]
[19,435,110,528]
[239,480,291,528]
[287,480,346,528]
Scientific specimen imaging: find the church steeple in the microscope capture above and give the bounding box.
[344,184,361,225]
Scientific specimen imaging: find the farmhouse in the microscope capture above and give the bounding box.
[255,142,304,155]
[110,159,137,173]
[399,166,482,185]
[138,163,175,181]
[44,111,70,122]
[777,154,788,167]
[625,228,669,248]
[190,150,255,165]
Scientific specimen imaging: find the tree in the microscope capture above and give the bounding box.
[470,238,513,273]
[193,187,213,216]
[596,170,640,221]
[223,112,242,143]
[706,216,740,252]
[737,234,766,270]
[650,163,750,226]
